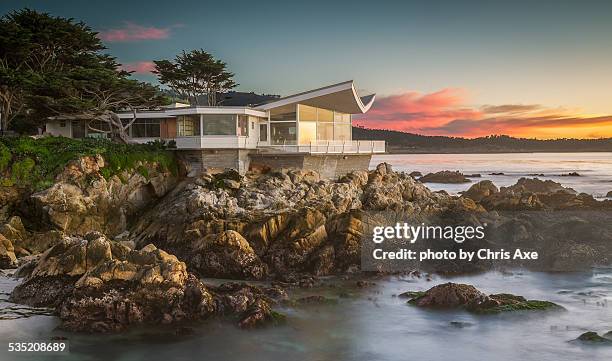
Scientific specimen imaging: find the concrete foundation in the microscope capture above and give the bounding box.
[249,153,372,179]
[178,150,372,179]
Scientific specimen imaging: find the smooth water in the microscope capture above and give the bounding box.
[1,269,611,361]
[371,152,612,198]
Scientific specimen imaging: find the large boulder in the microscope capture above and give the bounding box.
[0,233,16,268]
[462,180,499,202]
[10,232,285,332]
[191,230,267,279]
[419,171,471,183]
[406,282,561,314]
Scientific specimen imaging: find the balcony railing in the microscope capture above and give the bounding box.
[259,140,386,154]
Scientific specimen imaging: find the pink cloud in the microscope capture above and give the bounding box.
[120,61,156,74]
[98,22,170,42]
[354,88,483,133]
[354,88,612,139]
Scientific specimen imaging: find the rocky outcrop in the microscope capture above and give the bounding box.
[464,178,612,211]
[10,233,285,332]
[0,187,23,223]
[606,191,612,198]
[419,171,471,183]
[572,331,612,344]
[0,233,16,268]
[462,180,498,202]
[31,155,177,237]
[406,282,562,314]
[130,164,462,278]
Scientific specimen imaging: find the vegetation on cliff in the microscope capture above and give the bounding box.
[0,136,177,190]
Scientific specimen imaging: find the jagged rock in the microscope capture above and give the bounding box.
[406,282,561,314]
[0,233,16,268]
[419,171,471,183]
[31,156,177,237]
[560,172,581,177]
[10,233,285,332]
[0,187,23,223]
[573,332,612,344]
[409,171,423,178]
[548,243,606,271]
[606,191,612,198]
[462,180,499,202]
[504,178,576,195]
[192,230,267,279]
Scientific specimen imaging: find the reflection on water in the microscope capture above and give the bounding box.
[1,269,611,361]
[372,153,612,197]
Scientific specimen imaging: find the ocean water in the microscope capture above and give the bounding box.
[371,152,612,198]
[1,269,611,361]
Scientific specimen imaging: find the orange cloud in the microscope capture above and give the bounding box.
[120,61,156,74]
[98,22,171,42]
[355,89,612,139]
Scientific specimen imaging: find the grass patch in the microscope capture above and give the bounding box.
[0,136,177,190]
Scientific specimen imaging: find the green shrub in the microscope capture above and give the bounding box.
[0,143,11,172]
[0,136,177,190]
[11,157,36,185]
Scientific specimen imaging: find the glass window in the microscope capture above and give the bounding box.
[299,121,317,144]
[317,122,333,141]
[299,104,317,122]
[129,118,159,138]
[177,115,200,136]
[318,108,333,122]
[334,123,351,141]
[270,122,296,145]
[202,114,236,135]
[71,121,86,138]
[238,115,248,136]
[259,124,268,142]
[270,107,296,121]
[333,111,352,123]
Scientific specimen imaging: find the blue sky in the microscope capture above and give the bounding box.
[3,0,612,138]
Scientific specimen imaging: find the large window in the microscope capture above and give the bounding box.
[177,115,200,136]
[270,106,297,145]
[270,108,296,122]
[296,104,352,142]
[271,122,296,145]
[131,118,160,138]
[203,114,236,135]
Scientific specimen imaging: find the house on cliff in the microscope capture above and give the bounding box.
[44,80,385,178]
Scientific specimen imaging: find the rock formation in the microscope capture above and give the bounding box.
[419,171,471,183]
[10,232,286,332]
[406,282,562,314]
[31,155,177,237]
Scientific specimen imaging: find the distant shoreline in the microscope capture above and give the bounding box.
[382,149,612,154]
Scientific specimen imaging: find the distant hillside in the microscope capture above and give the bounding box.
[352,127,612,153]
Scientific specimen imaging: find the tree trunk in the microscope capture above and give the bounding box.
[98,111,132,144]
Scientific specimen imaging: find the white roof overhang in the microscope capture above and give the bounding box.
[254,80,375,114]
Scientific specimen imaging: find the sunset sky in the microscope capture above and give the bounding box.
[2,0,612,139]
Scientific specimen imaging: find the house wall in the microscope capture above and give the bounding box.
[46,120,72,137]
[160,118,177,139]
[178,149,252,175]
[248,154,371,179]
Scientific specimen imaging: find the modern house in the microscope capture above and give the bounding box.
[45,80,385,178]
